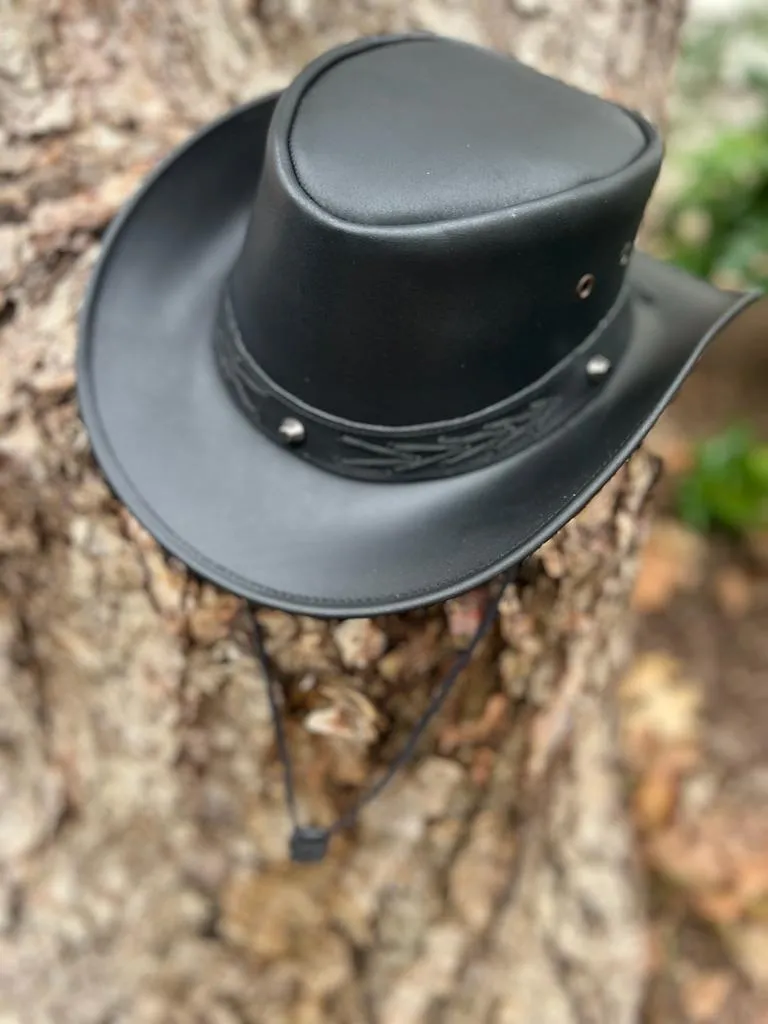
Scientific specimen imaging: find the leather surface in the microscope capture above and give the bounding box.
[214,283,633,482]
[290,38,646,225]
[77,87,761,617]
[228,35,662,426]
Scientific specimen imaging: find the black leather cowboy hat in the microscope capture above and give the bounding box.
[77,32,761,619]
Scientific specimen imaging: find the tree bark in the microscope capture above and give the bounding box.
[0,2,685,1022]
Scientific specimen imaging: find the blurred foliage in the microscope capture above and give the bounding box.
[676,10,768,101]
[661,131,768,289]
[660,11,768,290]
[665,13,768,534]
[677,426,768,533]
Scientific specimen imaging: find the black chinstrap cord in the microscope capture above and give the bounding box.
[248,570,516,863]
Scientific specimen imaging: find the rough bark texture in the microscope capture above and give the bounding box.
[0,2,685,1022]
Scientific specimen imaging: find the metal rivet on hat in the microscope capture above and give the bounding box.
[586,354,612,381]
[576,274,595,299]
[278,417,306,446]
[619,242,633,266]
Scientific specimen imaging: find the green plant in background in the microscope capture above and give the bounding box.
[662,121,768,289]
[664,14,768,536]
[677,426,768,534]
[660,11,768,290]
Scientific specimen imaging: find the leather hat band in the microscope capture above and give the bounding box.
[214,288,629,483]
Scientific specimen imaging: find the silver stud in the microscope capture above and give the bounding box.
[619,242,633,267]
[278,417,306,446]
[576,274,595,299]
[586,354,612,381]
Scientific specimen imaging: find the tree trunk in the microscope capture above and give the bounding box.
[0,2,685,1022]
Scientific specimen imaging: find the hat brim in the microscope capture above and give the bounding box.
[78,94,762,618]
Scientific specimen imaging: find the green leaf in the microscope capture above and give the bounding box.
[676,426,768,535]
[745,446,768,488]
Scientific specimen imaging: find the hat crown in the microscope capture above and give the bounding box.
[224,34,662,432]
[289,39,645,226]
